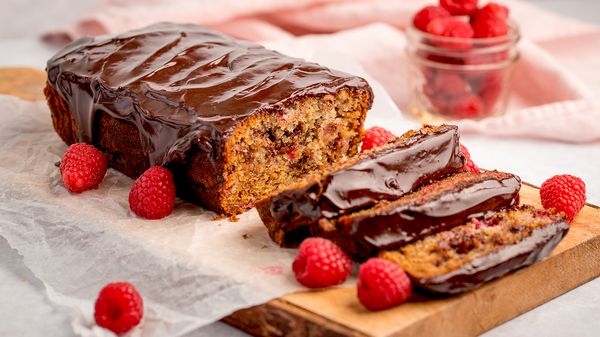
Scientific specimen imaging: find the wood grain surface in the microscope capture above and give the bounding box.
[0,67,46,100]
[4,67,599,337]
[226,183,600,337]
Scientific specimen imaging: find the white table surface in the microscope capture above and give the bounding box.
[1,1,599,336]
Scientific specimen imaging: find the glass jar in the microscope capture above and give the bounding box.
[406,21,520,122]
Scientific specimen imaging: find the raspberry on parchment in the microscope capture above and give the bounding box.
[60,143,108,193]
[129,166,176,220]
[357,258,412,311]
[94,282,144,334]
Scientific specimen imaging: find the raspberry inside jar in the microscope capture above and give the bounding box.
[406,18,520,121]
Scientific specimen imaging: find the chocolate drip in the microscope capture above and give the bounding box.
[333,172,521,258]
[270,125,465,224]
[46,23,372,167]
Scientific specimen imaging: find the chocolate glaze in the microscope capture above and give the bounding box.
[46,23,372,167]
[414,218,569,295]
[269,125,465,228]
[326,171,521,258]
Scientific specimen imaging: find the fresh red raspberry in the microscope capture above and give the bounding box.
[94,282,143,334]
[434,72,469,96]
[426,18,474,49]
[361,127,396,152]
[459,144,479,172]
[472,2,510,21]
[540,175,586,222]
[129,166,176,219]
[472,16,509,38]
[357,258,412,311]
[448,93,484,118]
[440,0,479,16]
[413,5,451,32]
[461,158,480,172]
[471,3,510,38]
[59,143,108,193]
[292,238,352,288]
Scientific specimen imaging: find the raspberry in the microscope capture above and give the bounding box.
[540,175,586,222]
[448,93,484,118]
[426,18,474,50]
[361,127,396,152]
[129,166,176,219]
[94,282,143,334]
[461,158,480,172]
[59,143,108,193]
[472,2,510,21]
[440,0,478,16]
[471,3,510,38]
[472,16,509,38]
[434,71,469,96]
[292,238,352,288]
[426,17,474,39]
[357,258,411,311]
[459,144,479,172]
[413,5,451,32]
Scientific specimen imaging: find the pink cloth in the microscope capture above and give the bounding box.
[47,0,600,143]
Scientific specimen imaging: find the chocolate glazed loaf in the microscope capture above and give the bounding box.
[45,23,373,215]
[381,206,569,295]
[256,124,466,246]
[318,171,521,259]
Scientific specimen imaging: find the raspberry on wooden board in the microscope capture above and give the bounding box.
[540,175,586,222]
[357,258,412,311]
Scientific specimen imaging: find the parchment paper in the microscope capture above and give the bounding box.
[0,48,410,337]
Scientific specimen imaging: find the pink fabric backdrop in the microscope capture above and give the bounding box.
[46,0,600,143]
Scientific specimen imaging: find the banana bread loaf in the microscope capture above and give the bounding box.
[44,23,373,215]
[318,171,521,258]
[256,124,466,246]
[381,206,569,294]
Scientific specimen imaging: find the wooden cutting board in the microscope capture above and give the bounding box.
[4,67,600,337]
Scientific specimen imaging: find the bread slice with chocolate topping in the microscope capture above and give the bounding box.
[381,206,569,294]
[256,124,466,246]
[317,170,521,259]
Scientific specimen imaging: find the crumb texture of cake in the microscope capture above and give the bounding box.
[381,206,569,294]
[44,23,373,215]
[319,170,521,259]
[256,124,466,247]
